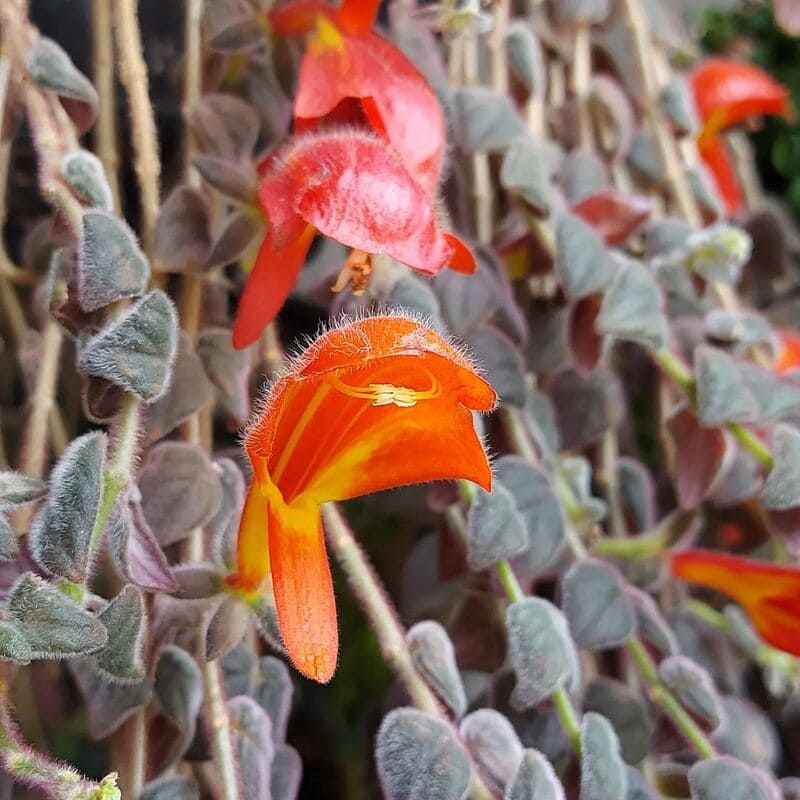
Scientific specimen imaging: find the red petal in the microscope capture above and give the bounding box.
[570,189,652,246]
[270,132,453,273]
[443,233,476,274]
[232,225,315,349]
[294,31,444,194]
[697,136,742,215]
[775,332,800,375]
[268,491,338,683]
[690,58,790,133]
[268,0,336,35]
[336,0,380,34]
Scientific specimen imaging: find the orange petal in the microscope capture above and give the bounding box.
[671,549,800,606]
[268,0,336,36]
[775,332,800,375]
[752,594,800,656]
[262,353,494,503]
[226,478,270,594]
[336,0,380,34]
[268,492,338,682]
[232,225,315,349]
[444,233,476,274]
[697,136,742,215]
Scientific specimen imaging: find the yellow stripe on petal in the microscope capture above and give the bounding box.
[227,480,270,595]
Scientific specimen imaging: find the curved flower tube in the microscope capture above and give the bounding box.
[689,58,790,214]
[226,314,497,682]
[672,549,800,656]
[232,131,474,349]
[269,0,445,195]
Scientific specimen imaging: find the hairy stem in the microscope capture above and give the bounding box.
[625,637,717,759]
[114,0,161,254]
[322,504,495,800]
[202,659,243,800]
[91,0,121,209]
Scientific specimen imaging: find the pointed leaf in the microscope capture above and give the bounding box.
[205,596,249,661]
[61,150,113,210]
[494,456,566,573]
[376,708,470,800]
[596,262,666,349]
[688,756,781,800]
[460,709,524,796]
[0,472,46,510]
[94,585,145,683]
[555,213,617,299]
[506,598,579,708]
[561,150,608,204]
[29,431,105,583]
[505,748,565,800]
[229,696,273,800]
[194,155,258,204]
[694,346,760,427]
[563,559,635,649]
[154,187,212,273]
[190,94,260,161]
[407,621,467,718]
[255,656,294,744]
[571,190,651,247]
[138,442,223,546]
[78,290,179,403]
[659,656,722,729]
[585,678,653,764]
[464,325,526,406]
[78,210,150,312]
[739,365,800,423]
[466,482,529,570]
[580,713,628,800]
[760,424,800,510]
[7,573,107,658]
[501,136,553,214]
[0,517,17,562]
[197,329,252,425]
[668,408,728,509]
[26,37,98,108]
[272,744,302,800]
[450,87,526,153]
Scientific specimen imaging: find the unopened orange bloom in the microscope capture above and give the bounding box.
[672,549,800,656]
[226,315,496,682]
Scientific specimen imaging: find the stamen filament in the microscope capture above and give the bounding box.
[326,368,441,408]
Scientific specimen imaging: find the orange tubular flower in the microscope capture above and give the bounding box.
[232,131,474,350]
[672,550,800,656]
[689,58,790,214]
[269,0,445,195]
[226,315,497,682]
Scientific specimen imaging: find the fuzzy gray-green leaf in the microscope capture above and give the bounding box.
[694,346,760,427]
[61,150,113,211]
[659,656,723,729]
[688,756,780,800]
[563,559,635,649]
[760,424,800,510]
[27,37,98,106]
[505,748,565,800]
[407,620,467,718]
[94,585,145,683]
[29,431,105,583]
[461,709,524,796]
[255,656,294,744]
[376,708,471,800]
[555,213,617,299]
[466,481,529,570]
[506,598,578,707]
[0,472,45,511]
[596,262,666,349]
[580,712,628,800]
[79,211,150,312]
[228,696,274,800]
[7,573,107,659]
[78,290,179,403]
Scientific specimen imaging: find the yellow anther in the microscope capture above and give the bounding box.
[326,370,440,408]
